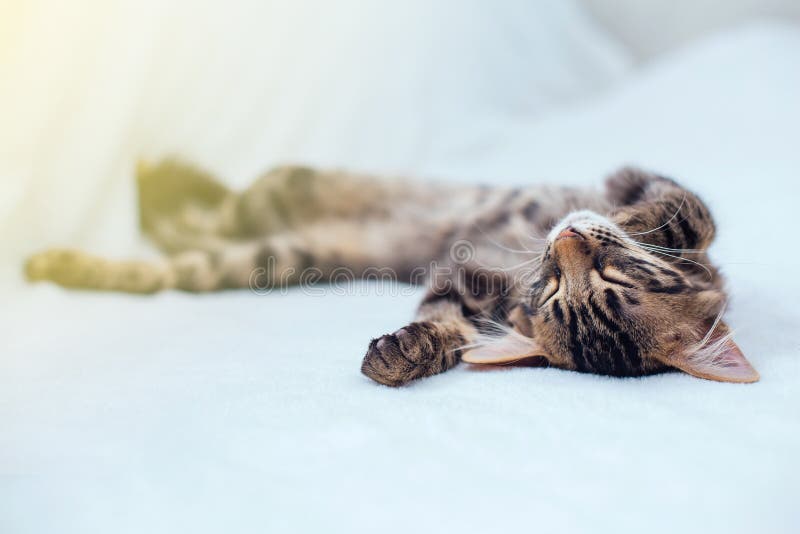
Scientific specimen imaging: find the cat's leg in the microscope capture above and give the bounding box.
[139,160,459,254]
[24,218,450,293]
[360,268,512,387]
[137,161,388,252]
[219,165,464,238]
[137,159,237,254]
[27,161,501,295]
[360,296,478,387]
[24,246,252,293]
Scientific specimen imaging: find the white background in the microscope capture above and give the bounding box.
[1,2,799,533]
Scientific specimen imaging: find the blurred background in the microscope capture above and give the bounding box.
[1,0,799,268]
[2,2,800,533]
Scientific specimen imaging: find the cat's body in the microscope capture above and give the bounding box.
[25,161,759,385]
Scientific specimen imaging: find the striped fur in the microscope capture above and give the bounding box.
[25,162,758,386]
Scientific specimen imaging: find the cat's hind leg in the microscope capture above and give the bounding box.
[137,161,439,255]
[24,244,263,294]
[25,248,173,294]
[24,214,449,294]
[137,158,234,253]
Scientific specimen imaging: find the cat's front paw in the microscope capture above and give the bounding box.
[360,322,458,387]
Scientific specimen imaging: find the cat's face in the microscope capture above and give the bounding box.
[465,210,759,383]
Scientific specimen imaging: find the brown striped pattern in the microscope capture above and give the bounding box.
[24,163,733,386]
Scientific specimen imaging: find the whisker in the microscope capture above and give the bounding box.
[698,299,728,348]
[632,243,714,279]
[474,226,541,255]
[628,193,687,236]
[629,239,706,254]
[468,218,543,256]
[474,255,541,273]
[513,232,545,255]
[523,230,547,243]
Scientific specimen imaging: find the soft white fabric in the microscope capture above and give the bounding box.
[2,18,799,534]
[580,0,800,59]
[0,0,629,265]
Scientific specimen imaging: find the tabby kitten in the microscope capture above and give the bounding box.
[25,161,759,385]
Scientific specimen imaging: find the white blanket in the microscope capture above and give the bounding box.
[2,15,799,534]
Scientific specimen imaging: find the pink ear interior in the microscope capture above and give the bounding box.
[676,336,759,383]
[461,332,549,365]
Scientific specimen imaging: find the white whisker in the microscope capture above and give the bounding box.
[474,254,541,273]
[698,299,727,349]
[629,239,706,254]
[628,193,687,236]
[632,243,714,279]
[472,223,541,255]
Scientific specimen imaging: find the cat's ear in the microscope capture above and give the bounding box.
[665,327,759,383]
[462,330,550,365]
[605,166,661,206]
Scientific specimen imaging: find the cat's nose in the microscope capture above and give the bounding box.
[556,227,583,241]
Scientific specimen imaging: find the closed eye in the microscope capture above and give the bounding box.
[593,257,635,288]
[596,268,635,288]
[538,277,560,306]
